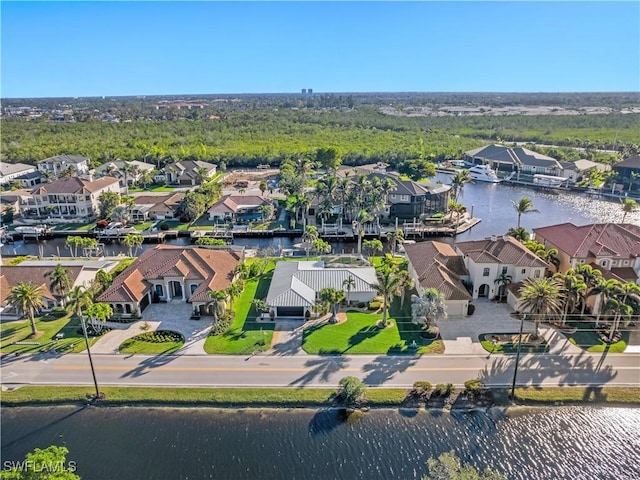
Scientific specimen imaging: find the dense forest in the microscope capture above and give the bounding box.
[2,93,638,168]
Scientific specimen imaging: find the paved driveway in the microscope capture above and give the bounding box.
[91,302,212,355]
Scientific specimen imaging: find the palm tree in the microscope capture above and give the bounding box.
[66,285,93,318]
[395,269,414,310]
[410,288,447,329]
[507,227,530,242]
[123,233,143,257]
[574,264,603,315]
[122,162,135,195]
[206,290,228,322]
[342,276,356,306]
[6,282,46,336]
[225,281,244,314]
[518,277,562,338]
[450,169,472,202]
[494,273,513,302]
[363,239,383,260]
[621,198,638,223]
[448,200,467,237]
[591,278,622,326]
[353,209,373,256]
[552,271,587,325]
[92,269,113,296]
[601,298,633,343]
[302,225,319,258]
[372,265,401,327]
[44,264,72,307]
[258,203,274,222]
[387,229,404,256]
[319,288,346,323]
[259,180,268,196]
[512,197,540,228]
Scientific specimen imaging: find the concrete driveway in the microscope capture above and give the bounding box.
[91,302,212,355]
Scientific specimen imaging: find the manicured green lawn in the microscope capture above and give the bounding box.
[0,313,100,354]
[564,321,629,353]
[204,261,275,354]
[479,333,550,354]
[303,298,445,355]
[132,222,154,231]
[52,222,96,231]
[119,335,184,354]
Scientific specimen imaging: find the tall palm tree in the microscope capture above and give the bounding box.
[342,276,356,306]
[574,264,603,315]
[207,290,228,322]
[518,277,562,338]
[494,273,513,302]
[67,285,93,318]
[590,278,622,326]
[372,265,401,327]
[448,200,467,237]
[387,229,404,256]
[6,282,46,336]
[512,197,540,228]
[124,233,143,257]
[621,198,638,223]
[225,281,244,313]
[302,225,319,258]
[450,169,472,202]
[353,209,373,256]
[552,271,587,325]
[122,162,135,195]
[395,269,414,310]
[44,264,72,307]
[601,298,633,343]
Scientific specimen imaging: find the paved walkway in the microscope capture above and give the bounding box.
[268,319,306,356]
[91,302,212,354]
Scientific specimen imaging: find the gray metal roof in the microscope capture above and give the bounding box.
[266,261,377,308]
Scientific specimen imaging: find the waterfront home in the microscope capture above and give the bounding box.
[94,160,155,187]
[21,176,121,222]
[208,194,273,222]
[613,155,640,190]
[0,189,32,217]
[265,260,377,318]
[561,159,611,184]
[0,260,119,319]
[455,235,548,302]
[404,241,472,317]
[0,162,37,186]
[154,160,216,186]
[465,145,563,176]
[130,193,184,221]
[37,155,90,178]
[533,222,640,285]
[97,245,242,317]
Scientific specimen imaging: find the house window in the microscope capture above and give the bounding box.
[624,260,629,266]
[501,266,508,275]
[483,268,490,277]
[190,284,198,294]
[155,284,164,297]
[534,270,541,278]
[521,269,526,274]
[601,260,607,268]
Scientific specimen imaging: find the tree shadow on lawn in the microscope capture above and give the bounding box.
[290,356,350,387]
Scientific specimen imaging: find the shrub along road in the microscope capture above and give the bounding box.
[1,351,639,389]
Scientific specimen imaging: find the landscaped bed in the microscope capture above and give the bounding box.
[479,333,550,354]
[203,260,275,355]
[0,313,101,354]
[303,302,445,355]
[561,320,629,353]
[119,330,185,354]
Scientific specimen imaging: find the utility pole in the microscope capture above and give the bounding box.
[81,315,101,401]
[510,314,525,402]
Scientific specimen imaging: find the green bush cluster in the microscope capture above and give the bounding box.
[464,379,484,393]
[133,330,184,343]
[210,314,233,336]
[367,301,381,310]
[412,381,433,399]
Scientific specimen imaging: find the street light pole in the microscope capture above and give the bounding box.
[81,315,101,400]
[510,313,525,402]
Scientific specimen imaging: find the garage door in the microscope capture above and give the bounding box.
[277,307,304,317]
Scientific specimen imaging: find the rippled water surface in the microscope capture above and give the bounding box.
[2,407,639,480]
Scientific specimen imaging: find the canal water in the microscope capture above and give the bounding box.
[2,178,638,258]
[1,406,639,479]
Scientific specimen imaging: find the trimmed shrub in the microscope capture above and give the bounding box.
[337,376,366,405]
[464,379,484,393]
[412,381,432,399]
[132,330,184,343]
[210,313,233,336]
[368,301,381,311]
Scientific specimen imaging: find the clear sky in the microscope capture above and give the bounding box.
[1,1,639,97]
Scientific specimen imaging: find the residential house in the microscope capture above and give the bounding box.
[95,160,155,188]
[155,160,217,186]
[561,159,611,184]
[0,189,32,217]
[97,245,243,316]
[0,260,119,318]
[612,155,640,189]
[266,260,377,318]
[455,236,548,306]
[130,193,184,221]
[404,241,472,317]
[13,171,44,188]
[533,222,640,284]
[37,155,90,178]
[465,145,563,175]
[21,176,121,221]
[208,195,273,222]
[0,162,36,186]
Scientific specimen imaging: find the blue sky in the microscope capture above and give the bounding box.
[1,1,639,97]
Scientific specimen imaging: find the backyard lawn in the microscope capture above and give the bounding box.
[303,298,445,355]
[52,222,96,231]
[132,222,154,231]
[0,313,100,354]
[204,261,275,354]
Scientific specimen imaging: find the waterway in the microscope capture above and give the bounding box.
[2,177,638,258]
[1,406,639,479]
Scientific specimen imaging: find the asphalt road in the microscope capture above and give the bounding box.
[2,351,639,389]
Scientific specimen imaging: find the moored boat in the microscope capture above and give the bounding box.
[468,164,501,183]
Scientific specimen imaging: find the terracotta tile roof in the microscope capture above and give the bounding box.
[98,246,242,304]
[208,195,270,214]
[32,176,119,195]
[533,223,640,259]
[405,241,471,301]
[1,265,83,306]
[456,236,548,268]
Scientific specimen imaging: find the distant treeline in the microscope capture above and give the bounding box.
[1,105,637,168]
